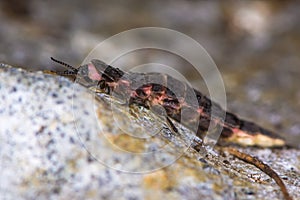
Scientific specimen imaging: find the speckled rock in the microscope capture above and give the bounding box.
[0,64,299,200]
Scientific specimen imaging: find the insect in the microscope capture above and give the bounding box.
[50,57,292,200]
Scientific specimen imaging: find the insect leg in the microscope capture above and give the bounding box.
[97,80,110,94]
[226,147,292,200]
[166,116,178,133]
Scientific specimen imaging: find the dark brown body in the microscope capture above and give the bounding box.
[50,57,292,200]
[80,59,285,147]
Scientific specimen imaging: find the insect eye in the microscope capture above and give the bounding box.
[77,67,88,77]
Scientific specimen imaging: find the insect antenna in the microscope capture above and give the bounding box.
[50,57,78,74]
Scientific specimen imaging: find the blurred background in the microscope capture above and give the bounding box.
[0,0,299,147]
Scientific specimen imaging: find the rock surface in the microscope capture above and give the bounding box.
[0,64,299,200]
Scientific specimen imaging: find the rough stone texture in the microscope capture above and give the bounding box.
[0,64,299,200]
